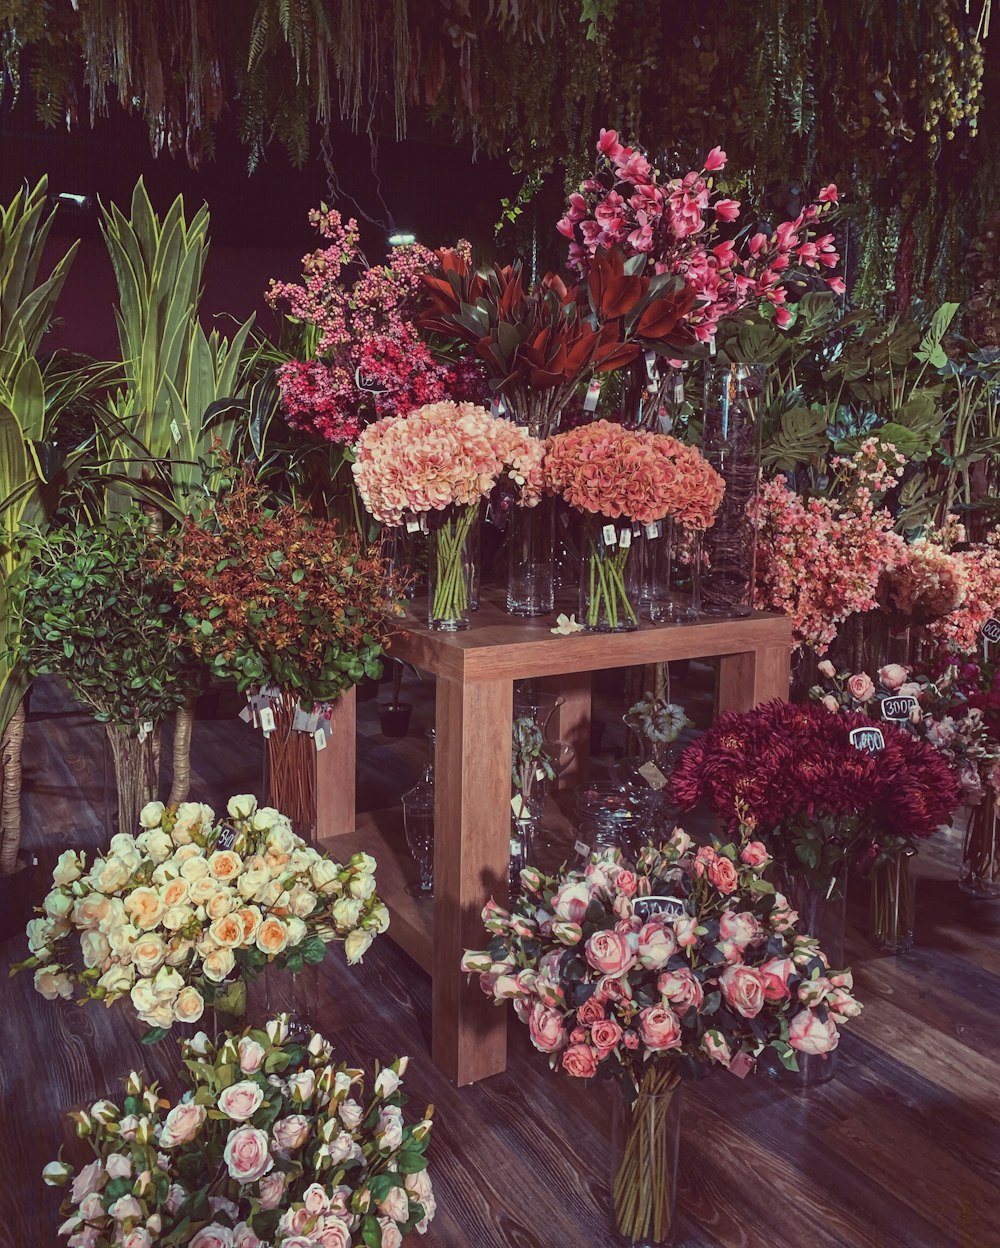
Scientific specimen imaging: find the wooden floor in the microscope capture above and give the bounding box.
[3,675,1000,1248]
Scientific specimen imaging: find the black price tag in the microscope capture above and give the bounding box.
[881,695,917,721]
[354,367,388,395]
[982,618,1000,644]
[214,825,238,852]
[849,726,885,753]
[633,895,688,922]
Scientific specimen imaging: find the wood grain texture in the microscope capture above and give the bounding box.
[540,670,592,789]
[315,686,357,843]
[3,676,999,1248]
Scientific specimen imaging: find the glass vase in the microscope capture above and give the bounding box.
[870,853,915,954]
[575,785,642,855]
[507,497,555,616]
[260,959,320,1043]
[610,739,680,841]
[648,520,703,623]
[700,362,766,617]
[579,516,639,633]
[960,795,1000,899]
[611,1068,682,1247]
[427,503,481,631]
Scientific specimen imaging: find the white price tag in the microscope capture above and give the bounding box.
[258,706,276,734]
[619,528,632,549]
[535,767,546,781]
[638,761,668,790]
[602,524,617,545]
[645,522,661,539]
[511,795,527,819]
[405,518,420,533]
[169,419,182,444]
[583,378,602,412]
[574,840,590,858]
[238,705,252,725]
[314,728,327,751]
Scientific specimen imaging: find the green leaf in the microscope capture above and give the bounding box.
[141,1026,169,1045]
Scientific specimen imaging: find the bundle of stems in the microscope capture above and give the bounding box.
[266,692,318,838]
[613,1064,682,1245]
[431,505,478,624]
[585,532,637,630]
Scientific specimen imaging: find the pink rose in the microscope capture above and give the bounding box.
[739,841,770,868]
[657,968,704,1013]
[105,1155,132,1180]
[561,1043,599,1078]
[674,916,698,948]
[692,846,717,878]
[584,929,635,976]
[613,870,638,897]
[577,996,606,1025]
[597,973,632,1002]
[798,975,834,1007]
[551,921,584,946]
[123,1231,152,1248]
[272,1114,311,1151]
[828,987,862,1020]
[623,1030,639,1049]
[817,659,836,678]
[759,956,794,1002]
[878,663,908,692]
[638,1005,682,1052]
[636,922,676,970]
[303,1183,330,1215]
[257,1170,286,1210]
[788,1008,839,1055]
[821,695,840,714]
[708,856,738,894]
[379,1217,404,1248]
[218,1081,264,1121]
[223,1126,273,1184]
[379,1185,409,1223]
[160,1103,207,1149]
[190,1228,235,1248]
[847,673,875,702]
[701,1028,731,1066]
[528,1003,567,1053]
[591,1018,623,1055]
[315,1221,351,1248]
[718,910,762,949]
[769,894,799,933]
[70,1160,104,1204]
[238,1037,265,1074]
[719,964,767,1019]
[234,1226,264,1248]
[551,882,592,924]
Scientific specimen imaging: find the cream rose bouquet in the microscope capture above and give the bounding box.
[16,795,387,1037]
[462,832,860,1246]
[43,1017,435,1248]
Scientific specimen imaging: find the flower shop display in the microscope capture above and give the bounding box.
[155,475,400,834]
[352,401,544,630]
[542,420,724,632]
[672,700,959,959]
[15,795,387,1037]
[43,1018,435,1247]
[20,513,202,835]
[462,832,861,1245]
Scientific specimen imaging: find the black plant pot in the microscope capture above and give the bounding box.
[379,702,413,738]
[356,676,381,704]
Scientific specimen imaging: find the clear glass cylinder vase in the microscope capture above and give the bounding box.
[427,503,481,631]
[648,520,703,623]
[960,794,1000,899]
[507,497,555,616]
[870,852,915,954]
[611,1070,682,1248]
[579,516,639,633]
[700,362,766,617]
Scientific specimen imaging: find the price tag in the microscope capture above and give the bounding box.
[292,704,312,732]
[881,695,918,722]
[982,618,1000,644]
[583,378,602,412]
[490,396,506,418]
[637,761,668,790]
[849,726,885,753]
[169,419,182,445]
[619,528,632,549]
[729,1052,756,1079]
[602,524,617,545]
[137,719,153,744]
[405,517,420,533]
[354,366,388,395]
[632,521,643,537]
[314,728,327,752]
[632,894,687,922]
[645,522,661,540]
[535,767,547,781]
[709,336,717,357]
[258,706,276,735]
[574,840,590,858]
[237,705,253,725]
[214,825,237,852]
[511,795,527,819]
[673,377,685,404]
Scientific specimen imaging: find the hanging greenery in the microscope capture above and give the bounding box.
[0,1,995,303]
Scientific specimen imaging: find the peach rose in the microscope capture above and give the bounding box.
[189,876,218,906]
[234,907,263,943]
[847,672,875,702]
[73,895,111,929]
[160,1103,206,1148]
[272,1114,311,1151]
[719,964,767,1019]
[788,1008,839,1055]
[209,851,243,882]
[584,929,635,976]
[218,1081,264,1121]
[202,946,236,983]
[223,1126,272,1184]
[161,879,190,909]
[528,1002,567,1053]
[205,891,236,922]
[209,915,244,949]
[257,1171,286,1211]
[708,856,738,894]
[255,917,289,956]
[173,986,205,1024]
[561,1042,599,1078]
[124,887,164,930]
[638,1005,681,1051]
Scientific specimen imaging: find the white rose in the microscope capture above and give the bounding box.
[344,929,375,964]
[347,873,377,901]
[52,850,84,886]
[97,897,128,934]
[331,897,362,928]
[151,860,181,886]
[368,902,390,934]
[98,963,135,996]
[250,806,281,831]
[130,978,159,1014]
[237,857,270,900]
[26,917,58,955]
[80,930,111,969]
[309,859,340,894]
[205,891,236,921]
[153,966,185,999]
[162,905,195,932]
[265,825,296,856]
[227,794,258,821]
[93,856,132,894]
[139,1001,175,1029]
[284,916,306,948]
[34,968,73,1000]
[350,852,377,874]
[164,939,193,967]
[202,946,236,983]
[287,885,317,919]
[139,801,165,829]
[180,857,210,883]
[143,830,174,863]
[109,833,142,867]
[43,890,74,920]
[131,935,167,976]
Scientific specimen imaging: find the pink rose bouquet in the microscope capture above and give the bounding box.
[43,1020,434,1247]
[462,833,859,1244]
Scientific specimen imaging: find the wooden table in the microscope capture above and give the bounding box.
[319,591,791,1086]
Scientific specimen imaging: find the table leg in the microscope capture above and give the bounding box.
[433,675,512,1085]
[315,686,356,848]
[540,672,592,789]
[716,645,790,714]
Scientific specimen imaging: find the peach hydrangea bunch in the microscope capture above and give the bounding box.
[351,401,544,526]
[927,525,1000,652]
[876,537,968,625]
[542,419,724,528]
[462,832,861,1097]
[17,796,387,1034]
[43,1019,435,1248]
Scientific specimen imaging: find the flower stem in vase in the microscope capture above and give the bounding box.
[581,522,639,633]
[429,504,478,631]
[612,1065,682,1247]
[870,852,915,954]
[960,795,1000,899]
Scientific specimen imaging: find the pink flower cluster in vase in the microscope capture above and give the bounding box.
[352,401,544,525]
[462,833,862,1091]
[543,419,724,527]
[927,525,1000,652]
[268,208,483,443]
[559,130,841,340]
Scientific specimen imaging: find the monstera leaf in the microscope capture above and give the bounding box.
[762,403,832,471]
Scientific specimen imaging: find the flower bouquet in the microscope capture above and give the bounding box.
[671,700,959,956]
[543,420,723,632]
[43,1017,435,1247]
[16,795,387,1038]
[462,832,860,1246]
[352,401,544,630]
